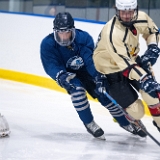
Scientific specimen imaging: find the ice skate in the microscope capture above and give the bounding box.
[131,120,147,137]
[153,120,160,132]
[0,114,10,137]
[84,120,105,140]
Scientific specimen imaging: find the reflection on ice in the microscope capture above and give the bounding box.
[0,79,160,160]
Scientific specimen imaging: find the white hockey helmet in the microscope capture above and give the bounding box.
[115,0,138,27]
[116,0,137,10]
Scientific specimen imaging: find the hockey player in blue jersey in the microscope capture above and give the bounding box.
[40,12,146,139]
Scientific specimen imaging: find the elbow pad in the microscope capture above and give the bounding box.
[122,64,147,81]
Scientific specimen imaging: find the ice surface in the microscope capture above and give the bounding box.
[0,79,160,160]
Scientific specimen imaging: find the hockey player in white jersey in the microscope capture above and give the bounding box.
[93,0,160,133]
[0,113,10,137]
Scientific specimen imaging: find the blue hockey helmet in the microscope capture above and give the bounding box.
[53,12,75,46]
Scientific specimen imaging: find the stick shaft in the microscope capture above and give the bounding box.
[103,91,160,147]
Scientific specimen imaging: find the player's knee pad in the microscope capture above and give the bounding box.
[140,89,159,106]
[126,99,145,120]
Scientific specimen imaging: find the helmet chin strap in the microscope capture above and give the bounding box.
[121,20,136,28]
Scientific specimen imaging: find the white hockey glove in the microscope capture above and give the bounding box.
[0,114,10,137]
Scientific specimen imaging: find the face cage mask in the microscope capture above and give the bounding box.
[54,28,76,46]
[116,7,138,27]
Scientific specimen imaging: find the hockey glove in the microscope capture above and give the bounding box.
[94,73,108,96]
[139,74,160,98]
[56,70,76,94]
[140,44,160,70]
[135,55,142,65]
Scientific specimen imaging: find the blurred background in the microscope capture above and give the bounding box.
[0,0,160,26]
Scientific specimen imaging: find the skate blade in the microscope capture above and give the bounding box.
[131,133,147,141]
[0,131,11,137]
[96,135,106,140]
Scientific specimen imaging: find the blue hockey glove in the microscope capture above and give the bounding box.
[140,44,160,69]
[56,70,76,93]
[139,74,160,98]
[94,73,108,96]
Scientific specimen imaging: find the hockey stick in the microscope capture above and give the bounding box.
[103,90,160,147]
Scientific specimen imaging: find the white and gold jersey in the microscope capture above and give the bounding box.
[93,11,159,81]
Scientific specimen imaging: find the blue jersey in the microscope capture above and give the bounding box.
[40,29,133,129]
[40,29,97,81]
